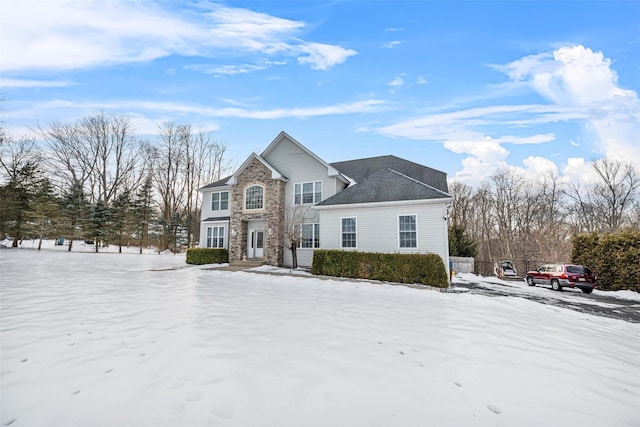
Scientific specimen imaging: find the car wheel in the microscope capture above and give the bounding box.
[526,276,535,286]
[581,288,593,294]
[551,279,562,291]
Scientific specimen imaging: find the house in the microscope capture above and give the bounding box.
[199,131,453,276]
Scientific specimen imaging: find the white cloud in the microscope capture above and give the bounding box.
[416,76,427,85]
[185,63,272,76]
[501,45,640,166]
[295,42,357,71]
[376,44,639,186]
[1,78,74,88]
[388,74,405,89]
[381,41,403,49]
[4,98,386,126]
[0,0,356,73]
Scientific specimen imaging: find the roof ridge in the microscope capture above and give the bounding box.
[383,168,451,197]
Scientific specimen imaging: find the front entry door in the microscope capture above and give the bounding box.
[249,229,264,259]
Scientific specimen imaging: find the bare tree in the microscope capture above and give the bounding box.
[448,181,474,228]
[565,158,639,233]
[591,158,640,232]
[283,204,310,269]
[39,121,96,193]
[153,122,186,251]
[81,112,141,206]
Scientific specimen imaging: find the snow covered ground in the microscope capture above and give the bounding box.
[1,249,639,426]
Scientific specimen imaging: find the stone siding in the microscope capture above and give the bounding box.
[228,158,285,266]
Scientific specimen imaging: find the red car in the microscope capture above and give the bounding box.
[525,264,597,294]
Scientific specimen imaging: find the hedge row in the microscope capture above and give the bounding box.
[186,248,229,265]
[571,230,640,292]
[311,250,449,288]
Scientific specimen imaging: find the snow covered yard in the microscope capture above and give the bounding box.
[1,250,639,427]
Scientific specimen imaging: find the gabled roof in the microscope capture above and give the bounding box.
[316,168,451,207]
[331,155,448,193]
[226,153,288,185]
[200,175,232,190]
[262,131,350,184]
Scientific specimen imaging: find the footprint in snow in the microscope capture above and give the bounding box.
[5,418,17,426]
[487,405,501,414]
[20,359,28,363]
[454,382,462,387]
[71,390,81,396]
[104,368,114,373]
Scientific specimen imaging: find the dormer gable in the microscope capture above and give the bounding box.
[261,131,349,184]
[226,153,288,185]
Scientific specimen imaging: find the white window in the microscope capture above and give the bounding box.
[295,223,320,248]
[399,215,417,248]
[206,226,225,248]
[245,185,264,210]
[294,181,322,205]
[211,191,229,211]
[341,217,356,248]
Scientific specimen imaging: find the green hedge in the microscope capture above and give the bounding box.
[186,248,229,265]
[571,230,640,292]
[311,250,449,288]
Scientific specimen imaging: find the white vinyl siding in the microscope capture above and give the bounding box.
[318,202,450,278]
[263,135,346,268]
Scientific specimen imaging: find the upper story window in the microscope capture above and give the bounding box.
[294,181,322,205]
[245,185,264,210]
[211,191,229,211]
[398,215,417,248]
[341,217,357,248]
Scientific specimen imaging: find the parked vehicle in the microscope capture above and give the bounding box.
[494,259,519,280]
[525,264,597,294]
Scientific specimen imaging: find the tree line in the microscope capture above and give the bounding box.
[448,158,640,277]
[0,112,232,252]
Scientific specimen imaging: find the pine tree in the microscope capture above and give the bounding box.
[27,178,61,250]
[132,176,155,253]
[61,180,89,251]
[111,190,133,253]
[88,200,111,253]
[449,225,478,258]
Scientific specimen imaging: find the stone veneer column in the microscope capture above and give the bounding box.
[228,158,285,266]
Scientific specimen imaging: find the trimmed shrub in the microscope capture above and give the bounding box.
[312,250,449,288]
[571,230,640,292]
[186,248,228,265]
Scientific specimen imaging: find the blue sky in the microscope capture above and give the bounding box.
[2,0,639,186]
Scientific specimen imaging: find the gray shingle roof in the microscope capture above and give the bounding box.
[316,168,450,206]
[331,155,448,193]
[200,175,232,190]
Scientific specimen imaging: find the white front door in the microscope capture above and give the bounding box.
[248,229,264,259]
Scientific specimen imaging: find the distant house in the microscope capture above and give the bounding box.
[199,131,453,276]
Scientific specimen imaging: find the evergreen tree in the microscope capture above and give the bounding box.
[133,176,156,253]
[0,161,43,246]
[88,200,111,253]
[61,180,89,251]
[27,178,61,250]
[111,190,133,253]
[449,225,478,257]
